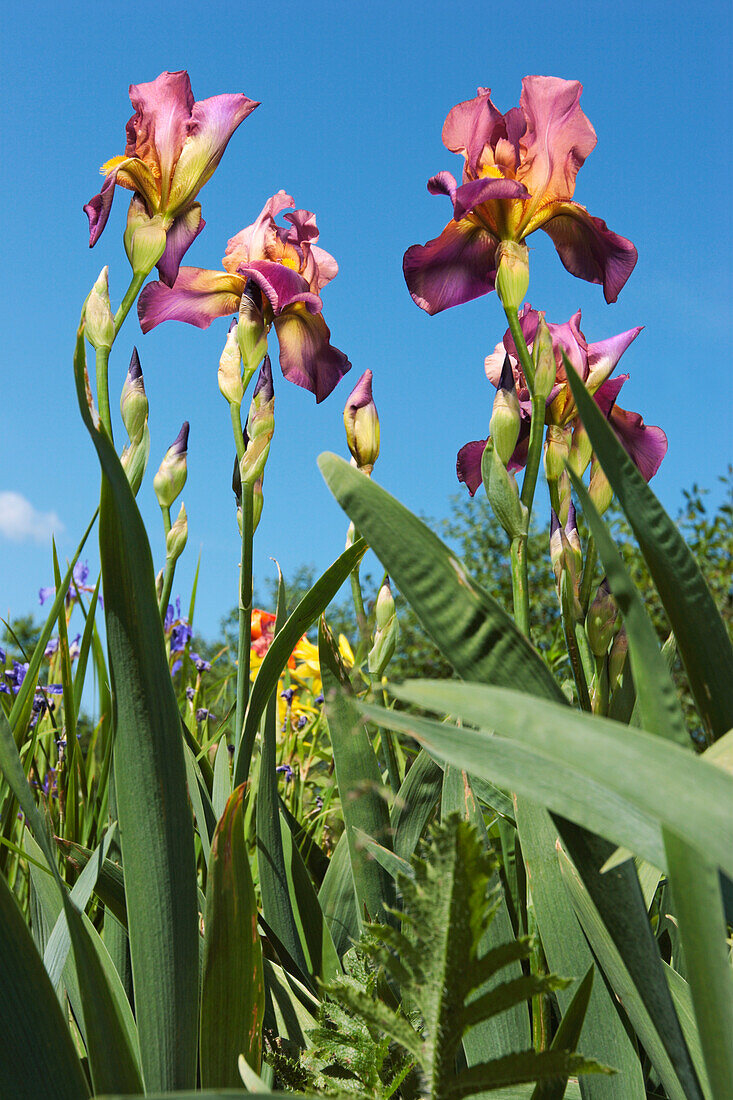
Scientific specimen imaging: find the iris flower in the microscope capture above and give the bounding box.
[138,191,350,402]
[457,306,667,494]
[84,70,259,286]
[404,76,637,314]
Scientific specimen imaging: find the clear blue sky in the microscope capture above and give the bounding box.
[2,0,732,641]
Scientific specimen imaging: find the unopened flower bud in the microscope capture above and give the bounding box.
[120,423,150,496]
[608,627,628,688]
[219,319,243,406]
[586,579,618,656]
[564,502,583,577]
[232,452,242,506]
[369,579,398,677]
[85,267,114,350]
[238,279,268,380]
[495,241,529,312]
[489,357,520,467]
[549,510,564,581]
[483,438,527,540]
[532,314,556,400]
[166,502,188,562]
[154,422,189,508]
[344,370,380,474]
[568,423,593,479]
[544,424,572,483]
[120,348,148,441]
[240,357,275,486]
[589,457,613,515]
[124,198,167,277]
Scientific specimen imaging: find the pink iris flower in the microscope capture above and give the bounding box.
[138,191,351,402]
[84,71,259,286]
[456,306,667,495]
[404,76,637,314]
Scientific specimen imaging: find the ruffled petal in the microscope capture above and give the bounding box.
[308,244,339,291]
[593,374,628,416]
[138,267,242,332]
[609,404,668,481]
[126,71,195,198]
[273,306,350,402]
[167,92,260,211]
[403,218,499,315]
[539,201,638,303]
[442,88,505,174]
[156,203,205,287]
[429,172,528,220]
[517,76,597,205]
[456,439,487,496]
[235,260,322,315]
[224,191,294,271]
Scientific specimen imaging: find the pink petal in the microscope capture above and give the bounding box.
[309,244,339,291]
[609,405,668,481]
[137,267,242,332]
[442,88,505,174]
[235,260,322,315]
[225,191,295,270]
[403,218,499,315]
[517,76,597,205]
[428,172,528,221]
[540,202,638,303]
[156,203,205,287]
[273,307,351,402]
[84,166,121,247]
[167,92,260,211]
[126,71,195,199]
[456,439,487,496]
[586,326,643,387]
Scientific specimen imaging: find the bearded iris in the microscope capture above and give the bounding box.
[404,76,637,314]
[457,307,667,494]
[84,70,259,286]
[138,191,350,402]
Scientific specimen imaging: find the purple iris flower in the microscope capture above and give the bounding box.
[39,560,99,607]
[296,715,308,730]
[280,687,295,705]
[186,686,195,701]
[170,622,193,653]
[0,646,5,664]
[276,763,294,783]
[45,638,60,658]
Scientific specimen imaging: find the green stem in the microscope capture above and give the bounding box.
[510,537,530,638]
[579,535,598,615]
[95,347,113,440]
[113,272,147,338]
[158,559,176,619]
[234,481,255,770]
[504,305,535,393]
[520,395,545,513]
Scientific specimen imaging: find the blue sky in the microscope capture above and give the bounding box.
[2,0,731,641]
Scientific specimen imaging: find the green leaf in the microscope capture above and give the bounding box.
[200,785,265,1088]
[0,871,89,1099]
[390,749,443,860]
[662,827,733,1099]
[212,738,232,821]
[233,537,367,785]
[531,965,595,1100]
[563,354,733,742]
[663,964,712,1098]
[317,453,564,703]
[377,683,733,876]
[557,835,703,1100]
[319,618,396,926]
[73,323,199,1090]
[448,1050,611,1100]
[318,830,360,957]
[280,811,341,983]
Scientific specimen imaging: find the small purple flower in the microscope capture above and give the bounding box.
[280,687,295,705]
[314,693,324,705]
[45,637,60,658]
[0,645,6,664]
[297,715,308,730]
[39,586,56,606]
[6,661,29,693]
[185,686,195,701]
[170,622,193,653]
[196,707,210,722]
[39,560,99,607]
[276,763,294,783]
[171,660,183,677]
[69,634,81,660]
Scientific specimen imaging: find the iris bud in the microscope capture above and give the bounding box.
[219,319,244,406]
[238,280,268,381]
[344,370,380,474]
[368,579,398,677]
[609,627,628,688]
[154,422,189,508]
[495,241,529,312]
[586,579,618,656]
[85,267,115,350]
[589,457,613,515]
[240,357,275,486]
[568,423,593,479]
[120,423,150,496]
[482,438,527,540]
[564,502,583,577]
[124,198,166,277]
[544,424,572,483]
[489,357,521,467]
[120,348,148,441]
[532,314,556,401]
[166,502,188,561]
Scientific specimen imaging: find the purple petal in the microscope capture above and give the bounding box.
[456,439,487,496]
[609,405,668,481]
[225,191,296,269]
[84,166,121,247]
[126,71,195,196]
[517,76,597,204]
[586,326,643,387]
[156,203,205,287]
[441,88,505,173]
[403,218,499,315]
[273,307,350,402]
[428,173,528,221]
[167,92,260,210]
[138,267,242,332]
[540,202,638,303]
[593,374,628,416]
[236,260,322,315]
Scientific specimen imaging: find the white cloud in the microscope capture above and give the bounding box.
[0,491,65,544]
